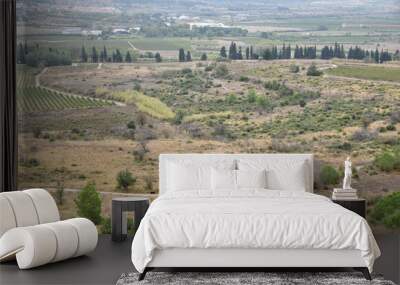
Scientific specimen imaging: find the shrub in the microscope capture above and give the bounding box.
[214,64,229,78]
[386,124,396,131]
[289,64,300,73]
[239,75,249,82]
[264,80,281,90]
[101,217,112,234]
[133,82,141,91]
[144,175,153,191]
[370,192,400,229]
[181,68,192,74]
[247,89,257,103]
[117,169,136,191]
[173,110,185,125]
[127,120,136,130]
[351,128,377,141]
[299,100,306,107]
[256,95,272,111]
[320,165,340,187]
[226,93,237,104]
[55,167,66,205]
[374,151,400,172]
[205,65,213,72]
[133,140,149,161]
[306,63,322,76]
[26,158,40,167]
[390,111,400,124]
[136,112,146,126]
[33,127,42,138]
[74,182,102,225]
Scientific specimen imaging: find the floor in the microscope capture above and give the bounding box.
[1,234,399,285]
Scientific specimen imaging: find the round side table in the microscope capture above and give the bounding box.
[111,197,149,242]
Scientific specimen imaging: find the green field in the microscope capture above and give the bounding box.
[128,37,191,51]
[17,87,114,113]
[327,65,400,82]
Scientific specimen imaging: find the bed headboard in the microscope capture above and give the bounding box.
[159,153,314,195]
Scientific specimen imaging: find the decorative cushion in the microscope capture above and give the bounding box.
[211,168,237,191]
[238,159,308,191]
[236,169,267,189]
[165,158,236,193]
[167,162,211,191]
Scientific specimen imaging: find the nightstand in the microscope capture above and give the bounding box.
[332,198,366,218]
[112,197,150,242]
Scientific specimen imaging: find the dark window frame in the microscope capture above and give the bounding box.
[0,0,17,192]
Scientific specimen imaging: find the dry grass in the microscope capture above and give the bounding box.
[109,90,175,119]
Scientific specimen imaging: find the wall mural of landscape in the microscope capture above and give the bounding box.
[16,0,400,233]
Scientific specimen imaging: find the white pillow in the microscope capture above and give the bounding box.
[167,162,211,191]
[211,168,237,191]
[238,159,308,192]
[236,169,267,189]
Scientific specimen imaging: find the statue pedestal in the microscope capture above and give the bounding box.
[332,188,358,200]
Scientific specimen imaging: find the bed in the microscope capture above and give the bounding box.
[131,154,380,280]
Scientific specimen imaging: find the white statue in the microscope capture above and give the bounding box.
[342,157,352,190]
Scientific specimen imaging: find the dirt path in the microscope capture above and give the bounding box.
[50,187,158,199]
[127,40,140,52]
[35,67,48,87]
[35,67,126,107]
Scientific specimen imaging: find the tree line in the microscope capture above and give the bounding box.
[214,42,395,63]
[17,42,71,67]
[80,46,162,63]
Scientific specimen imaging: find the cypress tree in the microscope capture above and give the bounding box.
[186,51,192,62]
[125,51,132,63]
[280,44,285,59]
[220,46,227,58]
[262,48,272,60]
[245,47,250,60]
[115,49,123,62]
[155,52,162,62]
[374,48,379,63]
[340,44,345,58]
[179,48,186,62]
[237,47,243,60]
[228,42,237,60]
[24,41,29,54]
[200,53,207,61]
[287,44,291,59]
[272,46,278,59]
[17,42,26,64]
[80,46,88,63]
[92,46,98,63]
[100,51,105,62]
[250,46,254,59]
[103,46,107,61]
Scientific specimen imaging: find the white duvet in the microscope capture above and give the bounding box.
[131,190,380,273]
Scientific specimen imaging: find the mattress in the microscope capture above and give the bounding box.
[131,190,380,273]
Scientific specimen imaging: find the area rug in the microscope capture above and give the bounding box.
[116,272,396,285]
